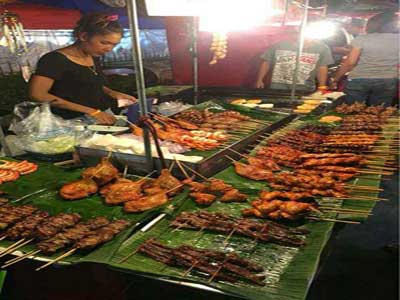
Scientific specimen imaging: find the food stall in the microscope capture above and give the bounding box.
[0,0,398,299]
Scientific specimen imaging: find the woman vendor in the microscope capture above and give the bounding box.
[29,13,136,125]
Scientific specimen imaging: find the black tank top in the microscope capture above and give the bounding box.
[33,51,117,119]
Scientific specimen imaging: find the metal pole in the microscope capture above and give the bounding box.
[191,17,199,105]
[290,0,309,101]
[126,0,153,170]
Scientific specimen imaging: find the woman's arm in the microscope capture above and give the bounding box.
[317,65,329,89]
[103,86,137,102]
[333,47,361,83]
[255,61,270,88]
[29,75,115,124]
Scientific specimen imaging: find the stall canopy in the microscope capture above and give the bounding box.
[0,3,81,29]
[20,0,165,29]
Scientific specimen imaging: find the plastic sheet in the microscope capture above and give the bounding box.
[9,102,83,154]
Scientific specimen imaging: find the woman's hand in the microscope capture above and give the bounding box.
[113,92,137,107]
[92,111,116,125]
[329,78,338,91]
[255,80,265,89]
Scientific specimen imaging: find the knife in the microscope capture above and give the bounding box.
[141,191,190,233]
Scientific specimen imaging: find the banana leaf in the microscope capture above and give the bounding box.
[108,112,394,300]
[0,160,188,264]
[0,271,5,294]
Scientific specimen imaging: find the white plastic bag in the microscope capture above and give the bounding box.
[9,102,80,154]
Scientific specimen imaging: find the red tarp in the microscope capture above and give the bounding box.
[0,4,81,29]
[166,17,297,87]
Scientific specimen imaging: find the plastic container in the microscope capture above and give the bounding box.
[126,98,155,124]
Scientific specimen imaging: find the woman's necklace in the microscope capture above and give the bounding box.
[68,46,98,76]
[87,64,98,76]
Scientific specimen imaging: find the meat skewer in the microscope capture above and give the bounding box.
[171,211,308,247]
[134,239,266,286]
[35,219,131,271]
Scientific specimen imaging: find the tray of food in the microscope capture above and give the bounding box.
[77,101,296,178]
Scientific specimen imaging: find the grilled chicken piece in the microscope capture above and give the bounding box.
[60,178,98,200]
[124,192,168,213]
[242,208,265,218]
[183,179,209,192]
[208,178,234,193]
[251,199,283,214]
[247,157,281,172]
[267,210,281,220]
[144,186,167,195]
[101,178,145,205]
[279,202,317,215]
[150,169,182,195]
[82,157,119,186]
[233,161,273,181]
[190,192,216,206]
[220,189,247,202]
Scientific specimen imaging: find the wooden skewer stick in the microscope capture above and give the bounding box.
[2,250,41,268]
[320,209,372,216]
[35,248,77,271]
[0,236,6,241]
[168,161,176,172]
[208,256,230,283]
[135,170,157,184]
[226,148,249,159]
[344,185,383,191]
[182,260,199,277]
[118,246,141,263]
[170,222,189,233]
[0,238,35,259]
[0,239,27,256]
[319,206,372,213]
[123,165,128,178]
[179,162,210,182]
[222,228,236,247]
[306,216,360,224]
[336,196,387,201]
[224,155,237,163]
[174,158,190,179]
[165,184,184,195]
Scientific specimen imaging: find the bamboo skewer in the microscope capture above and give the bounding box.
[208,257,230,283]
[182,260,199,277]
[168,161,176,172]
[222,228,236,248]
[0,239,27,256]
[179,162,210,182]
[118,246,141,264]
[0,238,35,259]
[2,250,41,268]
[344,185,383,192]
[35,248,77,271]
[227,148,249,159]
[174,158,190,180]
[306,216,360,224]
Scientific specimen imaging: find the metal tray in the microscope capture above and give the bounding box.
[76,113,296,178]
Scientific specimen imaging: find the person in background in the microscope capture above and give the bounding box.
[29,13,136,125]
[254,25,334,94]
[331,11,399,106]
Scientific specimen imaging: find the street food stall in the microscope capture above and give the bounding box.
[0,0,398,299]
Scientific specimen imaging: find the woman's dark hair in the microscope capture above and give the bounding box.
[73,12,124,39]
[366,10,399,34]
